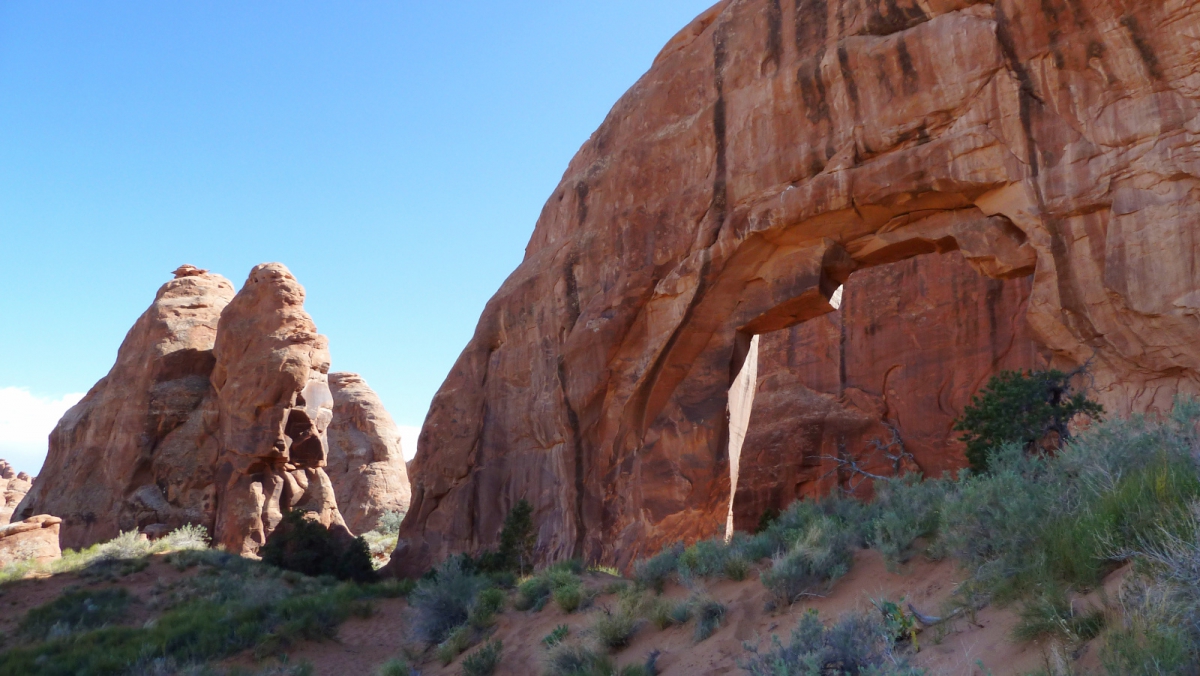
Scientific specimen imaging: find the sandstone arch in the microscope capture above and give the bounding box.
[392,0,1200,574]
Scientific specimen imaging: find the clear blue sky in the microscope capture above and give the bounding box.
[0,1,715,473]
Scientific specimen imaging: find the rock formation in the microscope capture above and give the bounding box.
[0,515,63,568]
[18,264,410,553]
[16,266,234,549]
[327,373,412,534]
[733,250,1044,530]
[0,460,33,527]
[394,0,1200,573]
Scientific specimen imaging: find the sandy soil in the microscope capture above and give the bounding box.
[275,551,1084,676]
[1,551,1123,675]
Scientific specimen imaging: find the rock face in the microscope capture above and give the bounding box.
[0,515,63,568]
[17,264,409,553]
[0,460,33,526]
[395,0,1200,573]
[16,266,234,549]
[733,250,1043,530]
[327,373,412,534]
[211,263,348,554]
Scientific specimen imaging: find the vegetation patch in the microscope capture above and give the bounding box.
[260,510,376,583]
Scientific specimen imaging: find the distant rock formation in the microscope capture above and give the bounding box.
[0,515,62,568]
[0,460,33,526]
[393,0,1200,574]
[327,373,412,533]
[17,264,410,553]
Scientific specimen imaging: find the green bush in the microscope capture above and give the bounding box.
[468,587,507,629]
[375,658,411,676]
[692,596,726,642]
[260,510,376,583]
[376,510,406,535]
[633,542,683,593]
[19,588,131,640]
[543,641,651,676]
[437,624,473,665]
[553,582,585,613]
[954,368,1102,473]
[759,516,853,607]
[408,557,488,646]
[461,639,503,676]
[514,574,553,611]
[871,474,948,569]
[472,499,538,576]
[591,607,640,651]
[542,624,570,648]
[740,609,923,676]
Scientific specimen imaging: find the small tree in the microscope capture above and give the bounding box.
[496,499,537,576]
[954,369,1103,473]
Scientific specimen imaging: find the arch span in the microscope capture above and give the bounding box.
[391,0,1200,573]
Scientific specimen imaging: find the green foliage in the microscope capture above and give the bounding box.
[472,499,538,576]
[543,624,570,648]
[692,595,726,643]
[260,510,376,583]
[408,557,488,646]
[633,543,683,593]
[461,639,503,676]
[871,596,919,653]
[376,510,405,535]
[375,658,411,676]
[740,609,924,676]
[437,624,473,665]
[19,588,131,640]
[759,516,853,607]
[543,641,651,676]
[1012,590,1104,644]
[591,606,640,651]
[513,566,584,612]
[514,574,553,611]
[755,507,781,534]
[553,582,585,613]
[468,587,506,629]
[954,369,1103,473]
[870,474,947,569]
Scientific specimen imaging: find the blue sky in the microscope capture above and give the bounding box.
[0,1,715,473]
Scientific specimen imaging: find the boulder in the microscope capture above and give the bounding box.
[327,373,412,533]
[0,515,62,568]
[393,0,1200,573]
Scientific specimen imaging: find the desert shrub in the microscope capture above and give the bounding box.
[643,597,675,630]
[19,588,131,640]
[375,658,411,676]
[592,606,640,651]
[408,557,488,646]
[740,609,923,676]
[468,587,506,629]
[437,624,473,665]
[1012,590,1104,644]
[376,510,406,535]
[157,524,211,552]
[514,574,553,611]
[543,624,570,648]
[954,368,1102,473]
[554,582,586,613]
[633,542,684,593]
[760,516,854,607]
[461,639,503,676]
[543,641,650,676]
[871,474,949,569]
[260,510,376,583]
[692,596,726,642]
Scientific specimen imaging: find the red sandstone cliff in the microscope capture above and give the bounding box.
[393,0,1200,574]
[0,460,33,527]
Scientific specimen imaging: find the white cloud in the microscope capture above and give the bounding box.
[397,426,422,461]
[0,387,84,475]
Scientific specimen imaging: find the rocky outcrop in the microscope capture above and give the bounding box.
[0,461,33,526]
[16,266,234,549]
[18,264,410,553]
[327,373,412,533]
[0,515,63,568]
[210,263,347,554]
[394,0,1200,573]
[733,251,1044,530]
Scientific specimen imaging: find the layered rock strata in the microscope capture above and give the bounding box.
[17,264,409,553]
[327,373,412,533]
[0,460,33,527]
[394,0,1200,573]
